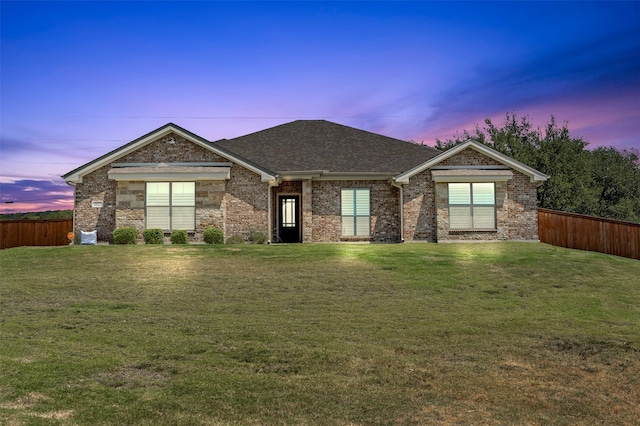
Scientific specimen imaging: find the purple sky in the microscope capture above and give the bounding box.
[1,1,639,213]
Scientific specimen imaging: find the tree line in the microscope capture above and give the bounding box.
[435,113,640,224]
[0,210,73,221]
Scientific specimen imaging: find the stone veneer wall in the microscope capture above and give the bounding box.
[402,147,540,242]
[73,165,117,242]
[311,180,400,242]
[195,181,225,239]
[434,148,539,241]
[504,172,539,240]
[114,181,145,235]
[223,165,268,242]
[73,132,267,242]
[434,181,509,241]
[113,180,226,242]
[402,169,437,242]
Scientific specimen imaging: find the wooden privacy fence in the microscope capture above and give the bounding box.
[538,208,640,260]
[0,218,73,250]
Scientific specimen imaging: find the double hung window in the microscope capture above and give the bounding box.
[146,182,195,231]
[341,188,370,237]
[448,183,496,229]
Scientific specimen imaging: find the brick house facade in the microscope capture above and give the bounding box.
[63,121,547,243]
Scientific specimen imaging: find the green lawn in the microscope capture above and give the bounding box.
[1,243,639,425]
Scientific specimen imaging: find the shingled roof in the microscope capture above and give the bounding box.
[214,120,441,175]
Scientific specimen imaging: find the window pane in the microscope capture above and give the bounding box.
[450,206,471,229]
[355,216,370,236]
[341,190,355,216]
[341,216,355,236]
[449,183,470,204]
[281,198,296,227]
[147,182,170,206]
[473,183,495,205]
[473,206,495,228]
[172,182,195,206]
[355,189,370,215]
[342,189,370,236]
[147,206,170,229]
[172,206,195,230]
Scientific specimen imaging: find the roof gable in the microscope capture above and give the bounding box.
[215,120,441,175]
[394,140,548,183]
[62,123,275,183]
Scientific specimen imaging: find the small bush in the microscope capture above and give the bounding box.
[112,227,138,245]
[226,235,245,244]
[248,230,268,244]
[204,227,224,244]
[143,228,164,244]
[170,230,189,245]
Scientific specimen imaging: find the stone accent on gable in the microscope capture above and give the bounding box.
[438,148,504,167]
[119,133,228,163]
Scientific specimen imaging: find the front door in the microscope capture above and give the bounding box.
[278,195,300,243]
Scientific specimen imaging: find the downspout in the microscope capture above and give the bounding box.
[266,178,279,244]
[391,180,404,243]
[267,182,272,244]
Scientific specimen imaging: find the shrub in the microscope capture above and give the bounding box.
[112,227,138,245]
[226,235,245,244]
[170,230,189,245]
[204,227,224,244]
[248,230,268,244]
[143,228,164,244]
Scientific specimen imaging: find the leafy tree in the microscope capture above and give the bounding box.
[590,147,640,223]
[435,113,640,223]
[534,118,594,215]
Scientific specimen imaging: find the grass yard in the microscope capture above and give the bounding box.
[1,242,639,425]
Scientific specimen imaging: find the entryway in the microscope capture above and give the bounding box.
[278,195,300,243]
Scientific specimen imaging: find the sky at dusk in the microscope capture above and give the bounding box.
[1,1,639,213]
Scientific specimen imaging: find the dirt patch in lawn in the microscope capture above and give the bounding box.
[95,365,169,389]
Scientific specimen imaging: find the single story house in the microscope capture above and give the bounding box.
[62,120,548,243]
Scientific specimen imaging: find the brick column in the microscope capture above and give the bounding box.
[302,179,313,242]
